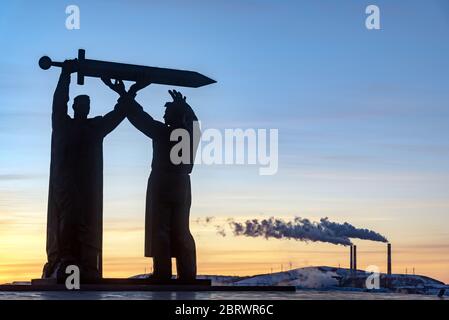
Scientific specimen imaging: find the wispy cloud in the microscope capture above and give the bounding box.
[0,174,43,181]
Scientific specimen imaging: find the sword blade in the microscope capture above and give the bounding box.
[80,58,216,88]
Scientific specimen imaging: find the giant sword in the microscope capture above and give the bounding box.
[39,49,216,88]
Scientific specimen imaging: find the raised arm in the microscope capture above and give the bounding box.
[168,89,199,131]
[99,78,156,137]
[123,97,166,140]
[98,102,127,137]
[52,60,75,129]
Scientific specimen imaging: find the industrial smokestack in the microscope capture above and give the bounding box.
[387,243,392,275]
[350,245,353,270]
[353,245,357,271]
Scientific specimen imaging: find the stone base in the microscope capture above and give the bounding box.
[0,278,295,292]
[31,277,212,286]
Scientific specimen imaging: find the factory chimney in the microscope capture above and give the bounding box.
[350,245,353,271]
[387,243,392,275]
[353,245,357,272]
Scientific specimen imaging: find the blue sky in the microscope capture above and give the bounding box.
[1,0,449,281]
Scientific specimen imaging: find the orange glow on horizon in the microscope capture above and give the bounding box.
[1,221,448,284]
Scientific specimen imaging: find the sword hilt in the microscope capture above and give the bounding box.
[39,49,86,85]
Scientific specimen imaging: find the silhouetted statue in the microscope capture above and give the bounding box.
[39,49,214,283]
[118,89,200,280]
[43,60,129,281]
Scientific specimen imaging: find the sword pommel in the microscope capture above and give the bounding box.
[39,56,60,70]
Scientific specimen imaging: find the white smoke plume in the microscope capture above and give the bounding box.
[219,217,388,246]
[318,217,387,243]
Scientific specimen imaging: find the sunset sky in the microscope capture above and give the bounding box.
[1,0,449,284]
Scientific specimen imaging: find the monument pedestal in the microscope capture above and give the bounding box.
[31,277,212,286]
[0,278,295,292]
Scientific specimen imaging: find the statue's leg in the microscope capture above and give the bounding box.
[79,243,101,281]
[146,174,173,280]
[58,188,81,265]
[48,186,82,281]
[151,202,172,280]
[172,177,197,280]
[174,231,197,280]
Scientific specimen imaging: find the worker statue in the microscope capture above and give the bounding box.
[117,89,201,281]
[42,59,149,281]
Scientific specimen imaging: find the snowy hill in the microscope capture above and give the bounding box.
[233,267,341,288]
[133,266,448,296]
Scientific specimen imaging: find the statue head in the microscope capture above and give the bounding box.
[163,101,187,127]
[73,95,90,120]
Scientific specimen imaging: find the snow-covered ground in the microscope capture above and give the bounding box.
[231,267,341,288]
[135,266,448,297]
[1,266,447,299]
